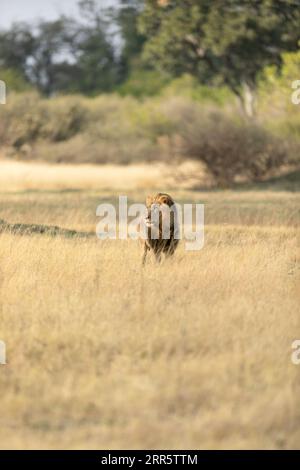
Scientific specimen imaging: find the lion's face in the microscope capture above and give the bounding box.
[145,193,175,231]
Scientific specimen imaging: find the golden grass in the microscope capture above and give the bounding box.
[0,160,299,449]
[0,159,169,191]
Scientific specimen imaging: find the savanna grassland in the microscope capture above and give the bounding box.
[0,159,299,449]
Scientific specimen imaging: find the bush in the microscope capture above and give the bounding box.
[0,89,298,180]
[162,74,233,106]
[0,93,88,147]
[163,100,292,185]
[257,51,300,145]
[0,93,162,164]
[117,69,170,98]
[39,97,88,142]
[0,68,32,92]
[0,92,44,148]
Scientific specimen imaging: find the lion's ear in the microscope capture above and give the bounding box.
[160,194,173,206]
[146,195,154,207]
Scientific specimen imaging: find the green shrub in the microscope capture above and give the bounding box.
[0,92,44,147]
[162,74,233,106]
[0,93,88,147]
[40,97,88,142]
[117,69,170,98]
[0,82,298,179]
[163,100,293,185]
[257,51,300,133]
[0,68,32,93]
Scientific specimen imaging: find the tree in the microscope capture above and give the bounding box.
[0,18,79,95]
[115,0,146,82]
[0,22,35,84]
[28,18,77,95]
[71,1,118,94]
[139,0,300,116]
[0,1,119,96]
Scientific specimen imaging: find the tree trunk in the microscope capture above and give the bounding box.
[239,81,256,118]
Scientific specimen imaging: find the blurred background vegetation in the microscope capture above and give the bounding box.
[0,0,299,185]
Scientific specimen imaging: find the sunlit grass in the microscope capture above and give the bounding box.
[0,161,299,449]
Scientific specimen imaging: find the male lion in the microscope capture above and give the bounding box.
[142,193,179,265]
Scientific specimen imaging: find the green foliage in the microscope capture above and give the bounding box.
[0,0,299,104]
[0,92,88,148]
[118,68,170,97]
[1,86,298,181]
[0,22,35,75]
[139,0,300,114]
[130,100,175,141]
[0,92,160,163]
[73,29,118,95]
[0,68,32,92]
[1,44,299,180]
[162,74,233,105]
[116,1,146,82]
[0,4,119,96]
[257,50,300,149]
[258,50,300,116]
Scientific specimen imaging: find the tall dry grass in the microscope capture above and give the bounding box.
[0,161,299,449]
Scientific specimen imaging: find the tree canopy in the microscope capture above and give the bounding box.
[139,0,300,114]
[0,0,299,107]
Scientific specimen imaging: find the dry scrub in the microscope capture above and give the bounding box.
[1,92,299,183]
[0,161,299,449]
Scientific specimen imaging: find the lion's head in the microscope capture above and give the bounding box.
[144,193,176,233]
